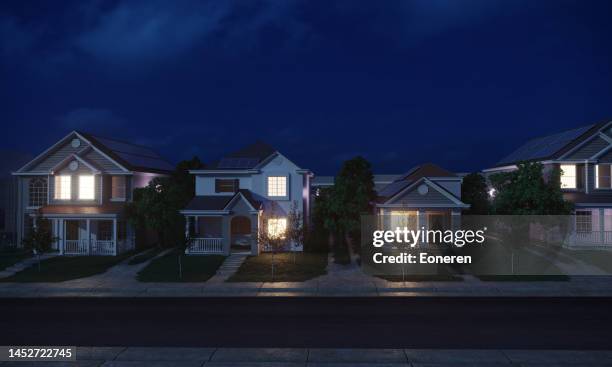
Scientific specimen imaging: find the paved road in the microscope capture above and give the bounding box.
[1,297,611,349]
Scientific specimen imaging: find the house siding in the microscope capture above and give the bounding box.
[389,184,456,205]
[29,140,91,172]
[566,136,608,159]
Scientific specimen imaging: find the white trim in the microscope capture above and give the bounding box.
[253,152,279,170]
[223,192,257,211]
[15,131,76,173]
[180,210,231,215]
[50,154,101,175]
[384,177,468,207]
[376,203,468,208]
[41,213,118,219]
[558,121,612,159]
[482,165,518,173]
[189,169,259,175]
[590,144,612,160]
[598,132,612,145]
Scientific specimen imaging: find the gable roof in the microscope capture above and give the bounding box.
[377,163,458,200]
[206,141,278,170]
[16,131,173,175]
[182,189,264,212]
[493,120,611,167]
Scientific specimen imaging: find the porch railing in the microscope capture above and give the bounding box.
[188,238,224,254]
[574,231,612,246]
[64,240,116,255]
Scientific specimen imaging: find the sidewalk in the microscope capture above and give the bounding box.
[2,275,612,297]
[2,347,611,366]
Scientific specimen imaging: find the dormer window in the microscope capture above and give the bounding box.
[79,175,95,200]
[55,176,71,200]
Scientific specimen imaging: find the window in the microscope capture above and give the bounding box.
[54,176,71,200]
[267,218,287,238]
[267,176,287,197]
[389,211,418,231]
[28,177,47,207]
[112,176,126,199]
[596,164,611,189]
[215,179,239,193]
[79,175,95,200]
[560,164,576,189]
[576,210,592,233]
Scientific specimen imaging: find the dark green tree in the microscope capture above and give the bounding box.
[490,162,573,215]
[22,216,56,272]
[461,172,490,214]
[327,156,376,257]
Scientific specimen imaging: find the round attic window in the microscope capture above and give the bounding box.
[417,184,429,195]
[71,138,81,148]
[69,160,79,171]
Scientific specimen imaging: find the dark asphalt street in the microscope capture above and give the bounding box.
[1,297,611,349]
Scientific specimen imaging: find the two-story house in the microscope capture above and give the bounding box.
[483,120,612,246]
[12,131,173,255]
[374,163,469,233]
[181,142,313,256]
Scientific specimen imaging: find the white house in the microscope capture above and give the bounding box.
[181,141,313,256]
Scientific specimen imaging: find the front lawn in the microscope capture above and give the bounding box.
[128,246,165,265]
[227,252,328,282]
[137,249,225,282]
[0,251,134,282]
[0,249,32,271]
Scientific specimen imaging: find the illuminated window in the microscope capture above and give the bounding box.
[79,175,95,200]
[28,178,47,207]
[267,218,287,238]
[54,176,71,200]
[267,176,287,197]
[389,211,418,230]
[596,164,611,189]
[112,176,126,199]
[560,164,576,189]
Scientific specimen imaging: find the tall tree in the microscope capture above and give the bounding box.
[461,172,490,215]
[328,156,376,256]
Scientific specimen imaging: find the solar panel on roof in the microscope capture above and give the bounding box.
[93,136,159,158]
[497,125,593,165]
[217,157,259,169]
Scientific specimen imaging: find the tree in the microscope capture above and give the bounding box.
[126,157,203,280]
[22,216,56,272]
[461,172,490,215]
[490,162,573,215]
[286,201,304,263]
[327,156,376,258]
[257,211,290,280]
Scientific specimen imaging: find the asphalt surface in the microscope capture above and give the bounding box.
[1,297,611,349]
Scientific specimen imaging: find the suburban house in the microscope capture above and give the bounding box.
[181,142,313,256]
[483,120,612,246]
[312,174,399,195]
[12,131,173,255]
[374,163,470,233]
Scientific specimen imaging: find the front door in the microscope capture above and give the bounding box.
[230,216,252,252]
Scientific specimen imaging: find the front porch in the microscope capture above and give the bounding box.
[184,214,259,256]
[45,218,134,256]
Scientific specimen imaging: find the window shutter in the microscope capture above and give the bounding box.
[234,179,240,192]
[577,164,585,189]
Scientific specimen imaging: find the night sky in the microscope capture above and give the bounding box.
[2,0,611,175]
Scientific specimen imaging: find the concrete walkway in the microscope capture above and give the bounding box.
[0,252,57,279]
[207,252,249,282]
[2,347,610,366]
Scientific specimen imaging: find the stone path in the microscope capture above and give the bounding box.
[207,252,249,282]
[1,347,610,366]
[0,252,57,279]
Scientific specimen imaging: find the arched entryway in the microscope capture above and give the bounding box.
[230,216,252,253]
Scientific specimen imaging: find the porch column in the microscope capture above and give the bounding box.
[59,219,64,255]
[86,219,91,255]
[600,208,605,244]
[250,213,259,256]
[221,216,230,256]
[113,218,117,256]
[451,209,461,231]
[184,216,190,239]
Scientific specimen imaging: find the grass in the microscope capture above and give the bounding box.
[227,252,328,282]
[0,251,135,282]
[137,249,225,282]
[128,246,165,265]
[0,249,32,271]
